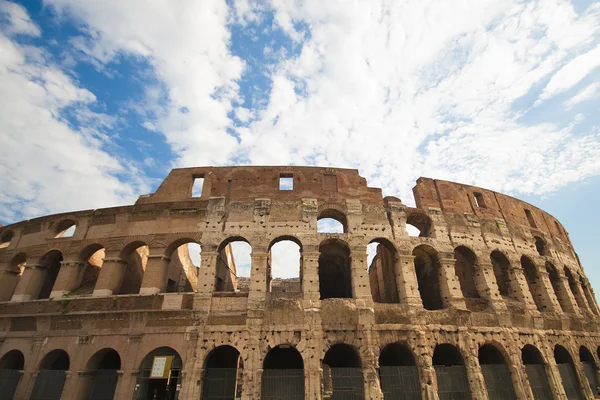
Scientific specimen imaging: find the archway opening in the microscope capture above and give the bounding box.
[120,243,149,295]
[0,231,13,249]
[70,244,105,296]
[1,253,25,301]
[318,239,352,300]
[262,345,304,400]
[405,213,432,237]
[31,349,69,400]
[323,344,364,399]
[0,350,24,399]
[490,251,510,297]
[317,209,347,233]
[521,257,543,312]
[54,220,76,238]
[453,246,480,299]
[432,344,471,399]
[581,277,599,315]
[412,245,443,310]
[38,250,63,300]
[367,239,399,303]
[554,345,584,399]
[202,346,243,400]
[521,344,553,399]
[478,344,516,399]
[534,236,548,256]
[166,241,201,293]
[83,348,121,400]
[580,346,600,397]
[565,268,587,311]
[267,238,302,293]
[215,238,251,293]
[135,347,182,400]
[546,262,565,312]
[379,343,419,398]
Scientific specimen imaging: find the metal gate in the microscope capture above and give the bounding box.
[202,368,239,400]
[379,366,420,400]
[0,369,21,400]
[30,370,67,400]
[480,364,516,400]
[524,364,553,400]
[261,369,304,400]
[583,363,600,396]
[325,368,364,400]
[89,370,118,400]
[557,363,583,400]
[434,365,471,400]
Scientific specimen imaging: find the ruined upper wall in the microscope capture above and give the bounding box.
[413,177,571,246]
[136,166,383,205]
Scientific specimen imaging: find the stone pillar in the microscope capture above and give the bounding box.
[568,277,590,313]
[248,251,268,304]
[463,341,489,400]
[0,268,20,301]
[302,248,320,302]
[92,257,126,297]
[437,257,466,309]
[304,356,322,400]
[11,264,46,301]
[139,252,171,295]
[536,270,562,313]
[50,260,85,299]
[396,254,424,308]
[196,247,218,296]
[573,352,596,399]
[361,347,383,400]
[555,275,580,315]
[475,262,506,311]
[417,352,438,400]
[351,247,374,301]
[507,266,539,312]
[582,279,600,314]
[515,362,536,399]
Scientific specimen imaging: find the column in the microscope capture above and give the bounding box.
[463,341,489,400]
[0,268,20,301]
[475,262,507,311]
[92,257,126,297]
[11,264,46,301]
[555,274,580,315]
[248,251,268,303]
[139,252,171,295]
[302,247,320,302]
[507,266,539,312]
[361,346,383,400]
[396,254,424,308]
[351,247,375,301]
[50,260,85,299]
[437,256,466,309]
[536,270,562,313]
[417,352,438,400]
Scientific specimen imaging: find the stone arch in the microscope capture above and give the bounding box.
[164,238,202,293]
[453,246,480,299]
[81,348,121,400]
[478,343,517,399]
[554,344,585,399]
[579,345,600,396]
[565,267,587,311]
[545,262,565,312]
[323,343,364,398]
[0,230,13,249]
[580,277,599,315]
[215,236,252,292]
[317,208,347,233]
[37,250,63,300]
[490,250,511,297]
[31,349,70,400]
[534,236,548,256]
[202,345,243,400]
[432,344,471,399]
[135,347,183,400]
[0,253,25,301]
[521,256,543,312]
[405,211,432,237]
[262,345,304,399]
[53,219,77,238]
[379,342,420,398]
[75,243,105,296]
[0,348,25,399]
[521,343,554,399]
[367,238,399,303]
[267,236,303,293]
[412,244,443,310]
[119,241,149,295]
[0,349,24,370]
[318,238,352,299]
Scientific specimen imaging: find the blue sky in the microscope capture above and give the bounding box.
[1,0,600,291]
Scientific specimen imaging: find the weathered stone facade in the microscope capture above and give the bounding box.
[0,165,598,399]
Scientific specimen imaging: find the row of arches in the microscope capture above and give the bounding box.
[2,341,597,399]
[2,236,596,317]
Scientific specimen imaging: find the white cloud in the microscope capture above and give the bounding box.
[565,81,600,108]
[0,1,40,36]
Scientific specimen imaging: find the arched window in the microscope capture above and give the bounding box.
[31,349,69,400]
[521,256,543,312]
[135,347,182,400]
[54,220,76,238]
[405,213,432,237]
[1,253,25,301]
[202,346,243,400]
[318,239,352,299]
[0,350,24,399]
[119,242,149,295]
[453,246,480,299]
[215,238,251,293]
[82,348,121,400]
[581,278,599,315]
[521,345,553,399]
[367,239,399,303]
[262,345,304,399]
[74,244,105,296]
[38,250,63,300]
[554,345,584,399]
[546,262,565,312]
[165,240,201,293]
[580,346,599,396]
[412,245,443,310]
[267,237,302,293]
[323,344,364,398]
[0,231,13,249]
[534,236,548,256]
[317,209,347,233]
[478,344,517,399]
[490,251,511,297]
[565,268,588,311]
[379,343,419,398]
[432,344,471,399]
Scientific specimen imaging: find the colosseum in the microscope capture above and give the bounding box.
[0,166,598,400]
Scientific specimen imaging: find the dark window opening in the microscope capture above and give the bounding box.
[71,245,105,297]
[379,343,420,399]
[522,345,554,400]
[319,239,352,299]
[525,209,537,228]
[367,240,399,303]
[473,192,487,208]
[192,176,204,197]
[135,347,182,400]
[433,344,471,399]
[454,246,480,299]
[478,345,506,365]
[478,345,516,399]
[521,256,543,312]
[323,344,364,399]
[379,343,415,367]
[264,346,303,370]
[565,268,587,310]
[490,251,510,297]
[0,231,13,249]
[38,250,63,300]
[279,174,293,190]
[580,346,600,397]
[554,345,584,400]
[203,346,243,400]
[546,263,565,313]
[119,243,149,295]
[324,344,361,368]
[534,236,547,256]
[40,350,70,371]
[412,245,443,310]
[0,350,24,370]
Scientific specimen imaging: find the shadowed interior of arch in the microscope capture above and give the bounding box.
[202,346,243,400]
[367,240,399,303]
[490,251,511,298]
[554,345,585,399]
[318,239,352,299]
[522,345,554,399]
[412,245,443,310]
[478,344,517,399]
[433,344,471,398]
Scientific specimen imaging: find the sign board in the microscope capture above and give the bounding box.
[150,356,173,379]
